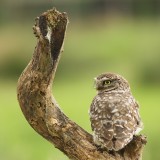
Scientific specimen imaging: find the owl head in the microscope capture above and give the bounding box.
[94,73,130,93]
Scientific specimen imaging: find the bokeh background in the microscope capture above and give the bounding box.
[0,0,160,159]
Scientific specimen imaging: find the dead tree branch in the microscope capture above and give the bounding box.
[17,9,146,160]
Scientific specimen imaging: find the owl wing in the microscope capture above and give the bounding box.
[90,95,142,151]
[112,99,143,150]
[133,102,143,134]
[89,95,115,148]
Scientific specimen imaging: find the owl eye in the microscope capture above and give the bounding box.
[103,80,111,85]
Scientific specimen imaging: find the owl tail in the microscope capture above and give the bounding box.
[104,140,113,150]
[113,137,131,151]
[104,138,127,151]
[113,139,124,151]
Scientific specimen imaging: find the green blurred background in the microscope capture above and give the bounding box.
[0,0,160,159]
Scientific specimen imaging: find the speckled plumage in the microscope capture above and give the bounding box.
[89,73,143,151]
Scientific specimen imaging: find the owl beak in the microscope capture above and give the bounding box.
[94,77,97,81]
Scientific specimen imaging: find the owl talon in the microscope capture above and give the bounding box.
[108,150,117,156]
[95,145,106,153]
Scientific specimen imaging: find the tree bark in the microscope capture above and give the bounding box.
[17,8,146,160]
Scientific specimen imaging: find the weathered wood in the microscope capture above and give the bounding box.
[17,8,146,160]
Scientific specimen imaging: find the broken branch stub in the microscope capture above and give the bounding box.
[17,8,146,160]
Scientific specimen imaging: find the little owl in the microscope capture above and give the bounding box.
[89,73,143,151]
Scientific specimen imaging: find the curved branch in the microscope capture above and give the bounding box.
[17,9,147,160]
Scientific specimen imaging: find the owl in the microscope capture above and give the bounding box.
[89,73,143,151]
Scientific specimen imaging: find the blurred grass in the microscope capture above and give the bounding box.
[1,17,160,82]
[0,79,160,160]
[0,16,160,160]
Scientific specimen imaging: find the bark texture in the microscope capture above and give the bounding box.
[17,9,147,160]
